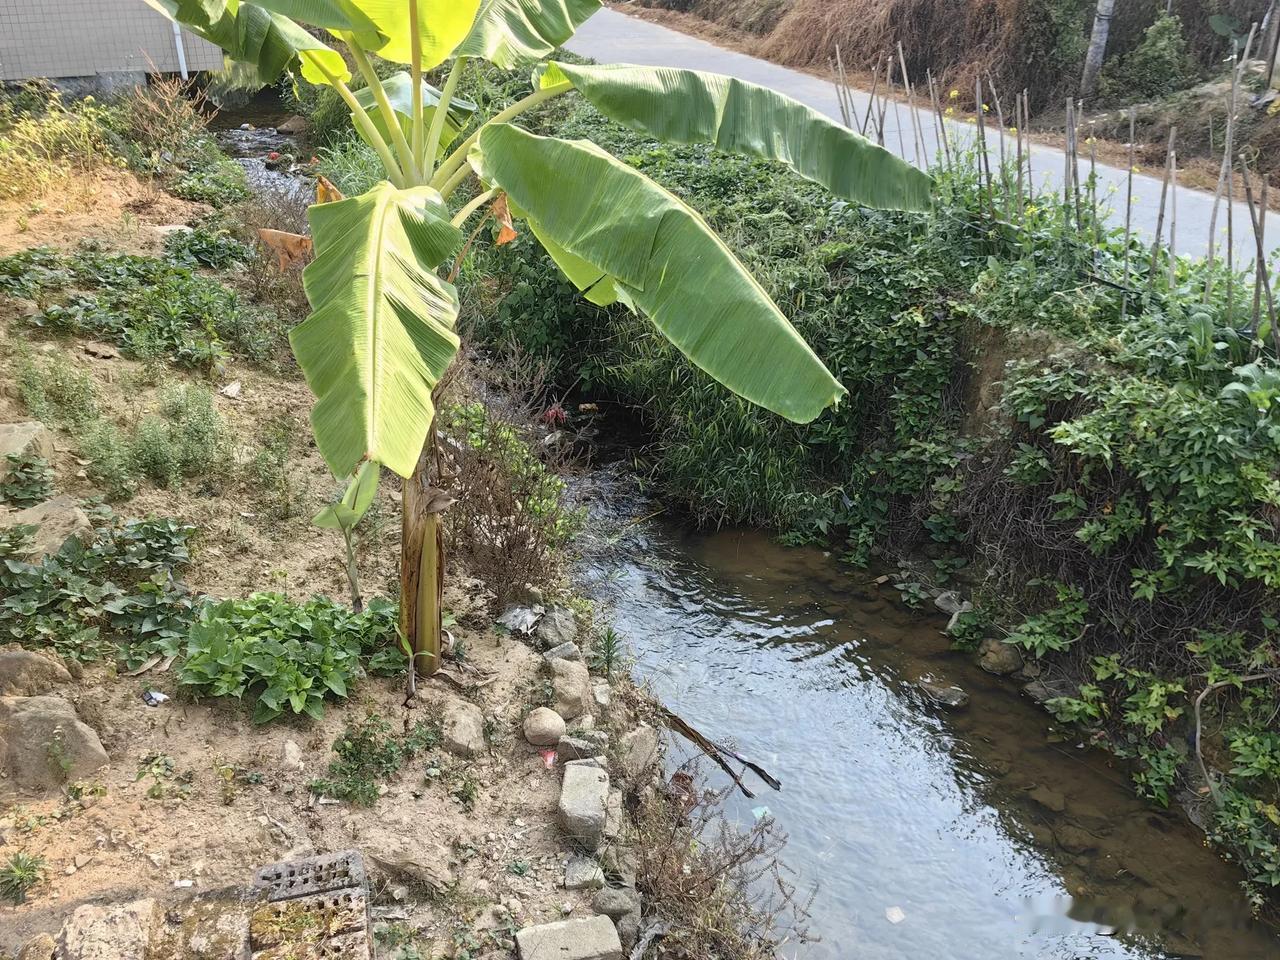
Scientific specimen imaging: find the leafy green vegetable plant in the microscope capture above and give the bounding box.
[0,452,53,507]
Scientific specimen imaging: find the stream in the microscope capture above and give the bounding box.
[578,472,1279,960]
[210,104,1279,960]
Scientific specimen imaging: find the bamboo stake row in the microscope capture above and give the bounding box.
[823,36,1276,335]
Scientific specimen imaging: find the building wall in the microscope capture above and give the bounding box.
[0,0,224,81]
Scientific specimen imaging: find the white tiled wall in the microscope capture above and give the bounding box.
[0,0,224,80]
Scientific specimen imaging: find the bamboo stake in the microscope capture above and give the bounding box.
[898,42,925,169]
[1226,24,1261,321]
[1242,162,1278,353]
[829,57,849,127]
[1252,177,1269,336]
[1063,97,1073,209]
[988,77,1010,218]
[1168,133,1177,285]
[888,55,908,160]
[927,70,952,170]
[1089,123,1100,256]
[1072,99,1083,231]
[1023,88,1032,196]
[834,44,859,130]
[1015,91,1025,219]
[1122,106,1135,317]
[1148,126,1176,290]
[862,56,882,137]
[975,78,994,215]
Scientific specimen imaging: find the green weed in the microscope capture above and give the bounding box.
[0,852,45,904]
[309,715,441,806]
[0,453,53,507]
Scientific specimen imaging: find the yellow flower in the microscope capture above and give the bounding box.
[948,89,958,99]
[981,103,989,113]
[1085,136,1096,145]
[944,106,955,116]
[1131,165,1140,173]
[1009,126,1018,134]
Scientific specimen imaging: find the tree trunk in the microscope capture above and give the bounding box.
[1264,0,1280,89]
[400,443,444,679]
[1080,0,1117,101]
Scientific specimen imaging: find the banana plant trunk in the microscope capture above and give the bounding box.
[401,443,444,678]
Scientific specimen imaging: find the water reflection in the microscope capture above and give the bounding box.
[583,519,1278,960]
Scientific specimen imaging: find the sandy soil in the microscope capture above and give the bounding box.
[0,172,623,956]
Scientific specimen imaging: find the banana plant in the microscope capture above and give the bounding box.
[146,0,932,678]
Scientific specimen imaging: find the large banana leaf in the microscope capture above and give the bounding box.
[471,124,846,423]
[538,61,932,212]
[293,183,463,478]
[251,0,385,48]
[454,0,600,68]
[353,73,477,158]
[143,0,350,85]
[353,0,482,68]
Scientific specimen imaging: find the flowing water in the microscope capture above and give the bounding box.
[210,99,1279,960]
[578,474,1279,960]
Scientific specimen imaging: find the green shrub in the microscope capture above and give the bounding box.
[0,453,54,507]
[179,593,400,723]
[164,225,253,269]
[13,349,100,426]
[0,86,122,199]
[1098,13,1197,104]
[171,155,250,208]
[309,714,441,806]
[131,384,231,491]
[316,135,384,196]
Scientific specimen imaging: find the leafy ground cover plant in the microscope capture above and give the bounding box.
[179,593,401,723]
[308,713,441,806]
[0,245,284,370]
[0,453,54,507]
[164,222,254,269]
[0,514,197,669]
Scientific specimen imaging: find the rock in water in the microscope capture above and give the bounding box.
[551,658,592,721]
[536,606,578,648]
[514,916,621,960]
[0,695,108,791]
[0,646,73,697]
[59,899,160,960]
[523,707,566,747]
[978,638,1024,675]
[934,590,968,616]
[916,677,970,710]
[276,115,307,134]
[559,762,610,851]
[443,700,486,757]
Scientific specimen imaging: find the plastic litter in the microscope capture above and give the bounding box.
[497,605,544,634]
[142,690,169,707]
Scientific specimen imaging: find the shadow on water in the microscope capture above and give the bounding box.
[576,470,1279,960]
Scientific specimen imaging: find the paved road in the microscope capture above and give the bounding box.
[568,9,1261,262]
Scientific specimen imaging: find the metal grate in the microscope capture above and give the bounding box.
[254,849,366,903]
